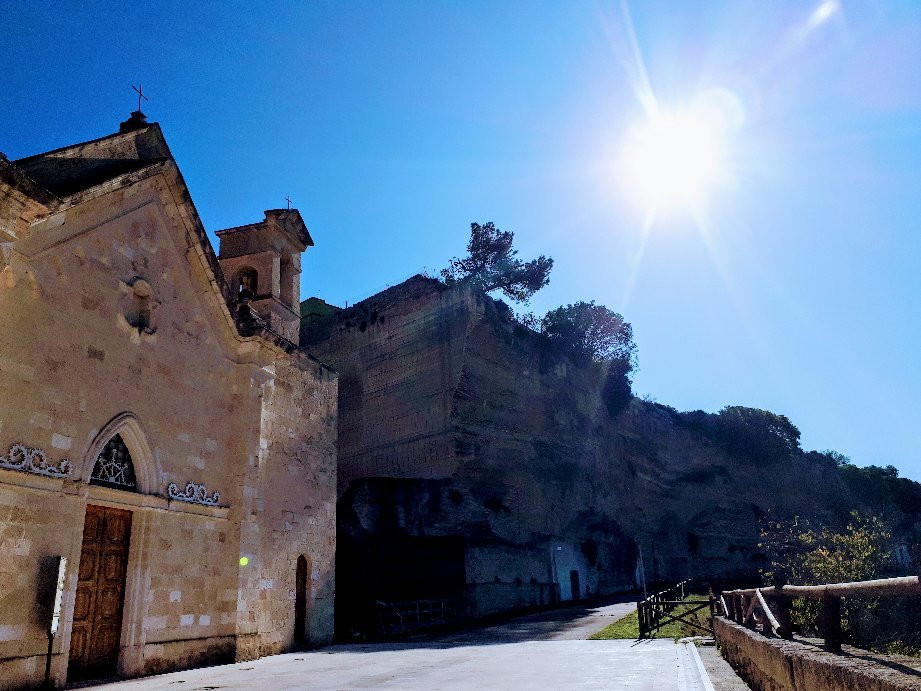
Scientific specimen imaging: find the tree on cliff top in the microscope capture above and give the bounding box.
[678,406,801,464]
[540,302,638,415]
[540,301,637,367]
[441,221,553,302]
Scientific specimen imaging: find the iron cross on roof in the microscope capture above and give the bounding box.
[285,195,292,210]
[132,83,149,113]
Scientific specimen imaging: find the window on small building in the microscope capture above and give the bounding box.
[90,434,137,491]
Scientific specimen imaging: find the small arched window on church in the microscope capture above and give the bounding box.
[237,268,258,299]
[90,434,137,491]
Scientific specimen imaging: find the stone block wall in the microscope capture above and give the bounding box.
[250,354,337,653]
[133,510,239,671]
[466,583,557,617]
[0,182,258,686]
[714,617,921,691]
[0,484,85,690]
[0,166,337,686]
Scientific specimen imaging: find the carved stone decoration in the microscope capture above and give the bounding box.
[0,443,72,478]
[167,481,222,507]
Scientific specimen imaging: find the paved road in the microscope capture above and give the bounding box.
[429,599,638,643]
[90,601,736,690]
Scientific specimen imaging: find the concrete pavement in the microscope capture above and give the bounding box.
[91,639,697,690]
[87,601,741,690]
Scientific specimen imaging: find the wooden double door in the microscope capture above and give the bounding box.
[68,505,132,681]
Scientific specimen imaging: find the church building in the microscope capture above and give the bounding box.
[0,111,337,688]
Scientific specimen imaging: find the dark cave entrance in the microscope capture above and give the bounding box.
[336,533,466,639]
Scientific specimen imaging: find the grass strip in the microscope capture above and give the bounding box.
[590,596,712,641]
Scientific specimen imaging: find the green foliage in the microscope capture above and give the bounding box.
[761,511,891,587]
[808,449,851,467]
[603,358,634,417]
[536,301,638,415]
[760,512,898,644]
[540,301,637,366]
[441,221,553,302]
[836,462,921,535]
[677,406,801,464]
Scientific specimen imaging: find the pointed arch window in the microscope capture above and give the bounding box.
[90,434,137,491]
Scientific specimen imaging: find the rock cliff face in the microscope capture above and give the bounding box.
[303,276,851,636]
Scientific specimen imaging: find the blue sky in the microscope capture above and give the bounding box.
[3,1,920,479]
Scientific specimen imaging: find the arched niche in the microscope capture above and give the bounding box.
[81,413,157,495]
[235,267,259,298]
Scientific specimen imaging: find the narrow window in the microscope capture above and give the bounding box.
[279,253,294,306]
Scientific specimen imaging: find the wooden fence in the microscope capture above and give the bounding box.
[719,575,921,653]
[637,579,715,638]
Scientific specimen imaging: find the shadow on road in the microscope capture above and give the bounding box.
[328,595,639,653]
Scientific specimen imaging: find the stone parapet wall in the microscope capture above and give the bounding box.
[466,582,558,618]
[714,617,921,691]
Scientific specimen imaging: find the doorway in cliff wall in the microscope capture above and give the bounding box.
[569,570,581,601]
[294,554,311,647]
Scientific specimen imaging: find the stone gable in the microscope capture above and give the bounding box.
[0,119,336,688]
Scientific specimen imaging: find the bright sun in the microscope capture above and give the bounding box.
[622,104,729,213]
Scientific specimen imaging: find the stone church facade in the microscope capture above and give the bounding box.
[0,113,337,689]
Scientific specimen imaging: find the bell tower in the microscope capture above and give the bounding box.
[216,209,313,344]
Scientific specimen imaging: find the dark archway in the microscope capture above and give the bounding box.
[294,554,311,647]
[236,267,258,298]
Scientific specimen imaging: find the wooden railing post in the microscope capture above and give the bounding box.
[822,594,842,653]
[773,593,793,640]
[743,595,757,630]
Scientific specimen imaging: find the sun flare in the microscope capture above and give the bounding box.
[622,100,732,213]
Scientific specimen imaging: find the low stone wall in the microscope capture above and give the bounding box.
[714,617,921,691]
[466,582,558,618]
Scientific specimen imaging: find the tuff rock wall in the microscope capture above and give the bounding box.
[303,276,851,635]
